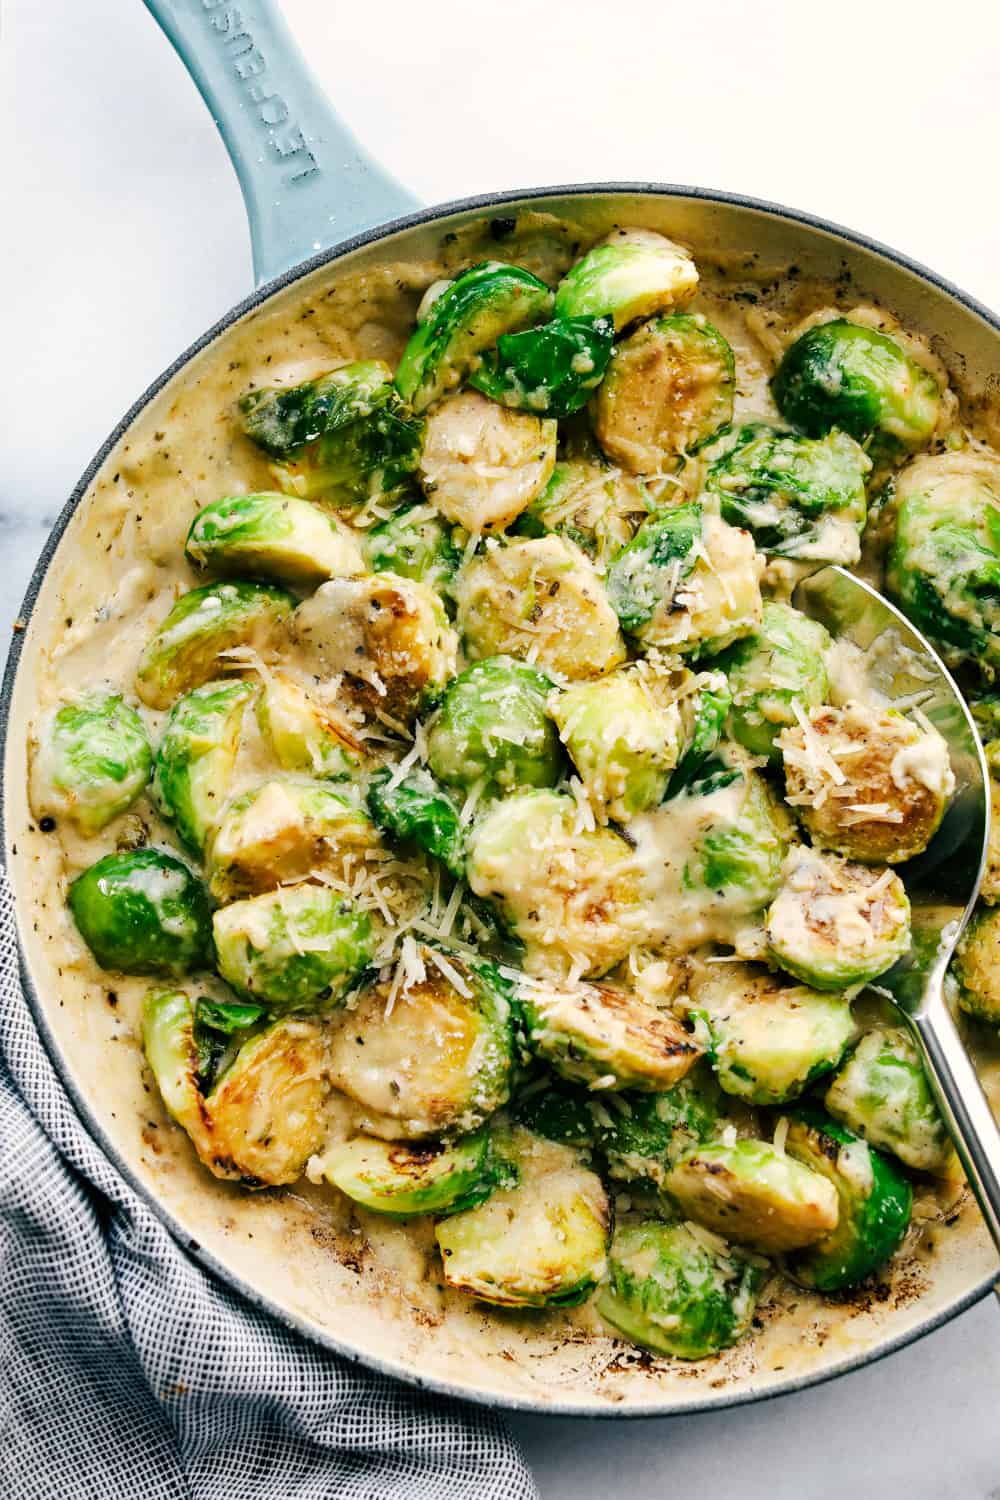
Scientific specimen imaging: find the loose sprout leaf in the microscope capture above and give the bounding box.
[367,764,466,878]
[665,676,732,799]
[469,315,614,418]
[195,996,267,1034]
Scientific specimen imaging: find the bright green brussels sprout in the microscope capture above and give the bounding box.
[426,656,562,797]
[590,1067,722,1186]
[952,905,1000,1024]
[664,673,731,798]
[68,848,212,976]
[185,492,364,588]
[435,1129,610,1307]
[680,963,856,1105]
[824,1026,951,1173]
[706,423,871,564]
[418,390,557,532]
[783,1107,913,1292]
[206,777,378,903]
[151,680,256,854]
[593,314,735,472]
[293,573,459,725]
[30,693,152,835]
[778,700,954,865]
[395,262,553,412]
[455,535,627,680]
[605,503,762,656]
[766,846,910,991]
[142,988,327,1185]
[366,764,466,878]
[327,946,513,1137]
[135,581,294,711]
[515,458,651,565]
[512,1076,597,1147]
[255,671,362,781]
[772,319,941,454]
[549,672,682,821]
[363,501,461,596]
[469,314,614,417]
[715,603,831,761]
[309,1127,499,1218]
[665,1137,840,1254]
[553,229,699,331]
[213,884,374,1012]
[597,1220,763,1360]
[239,361,424,507]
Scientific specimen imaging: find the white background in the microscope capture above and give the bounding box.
[4,1,1000,1493]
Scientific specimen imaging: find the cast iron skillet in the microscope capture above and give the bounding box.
[3,0,1000,1415]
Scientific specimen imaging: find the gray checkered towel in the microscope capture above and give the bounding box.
[0,875,538,1500]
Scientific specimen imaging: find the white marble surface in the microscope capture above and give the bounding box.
[5,0,1000,1493]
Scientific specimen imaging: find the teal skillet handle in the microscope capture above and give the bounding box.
[143,0,420,286]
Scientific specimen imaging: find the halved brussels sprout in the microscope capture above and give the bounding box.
[185,493,364,587]
[772,320,941,453]
[952,905,1000,1024]
[605,504,763,656]
[68,848,212,976]
[466,789,644,978]
[715,602,831,761]
[30,693,152,836]
[593,314,735,472]
[455,535,627,680]
[766,847,911,991]
[240,361,424,507]
[778,700,954,864]
[363,501,461,596]
[664,673,731,798]
[309,1128,497,1218]
[665,1138,839,1254]
[705,424,871,564]
[591,1068,722,1186]
[824,1026,951,1173]
[142,989,327,1185]
[553,229,699,331]
[516,458,651,564]
[469,315,614,417]
[293,573,459,724]
[418,390,557,533]
[212,884,375,1012]
[435,1129,610,1307]
[597,1220,763,1360]
[326,947,513,1137]
[206,777,378,902]
[426,655,562,796]
[784,1107,912,1292]
[549,672,683,821]
[255,671,362,780]
[680,963,856,1105]
[395,262,553,412]
[151,679,256,854]
[135,581,293,710]
[366,764,466,878]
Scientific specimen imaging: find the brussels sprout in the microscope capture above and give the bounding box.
[665,1138,840,1254]
[30,693,152,836]
[772,319,941,453]
[705,424,871,564]
[952,905,1000,1023]
[512,1077,597,1147]
[135,581,294,711]
[206,777,378,903]
[549,673,682,821]
[68,848,212,976]
[185,493,364,589]
[605,503,762,656]
[212,885,375,1012]
[767,847,911,991]
[418,390,557,533]
[240,361,424,507]
[366,765,465,878]
[715,602,831,761]
[142,989,327,1185]
[597,1220,762,1360]
[435,1130,610,1307]
[327,947,513,1137]
[309,1128,498,1218]
[680,963,856,1105]
[516,459,651,564]
[151,680,255,854]
[455,535,627,680]
[396,262,553,412]
[664,673,731,798]
[778,700,954,864]
[293,573,459,724]
[970,694,1000,740]
[983,742,1000,905]
[469,314,614,417]
[783,1107,912,1291]
[466,789,644,978]
[363,501,461,596]
[590,1068,722,1185]
[824,1026,951,1173]
[554,229,699,331]
[255,672,362,781]
[426,655,562,797]
[593,314,735,473]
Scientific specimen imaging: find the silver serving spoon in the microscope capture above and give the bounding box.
[794,565,1000,1275]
